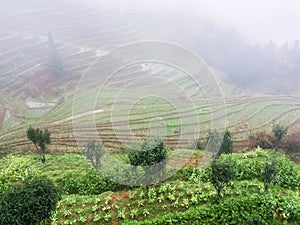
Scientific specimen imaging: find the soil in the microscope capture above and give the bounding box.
[167,153,206,168]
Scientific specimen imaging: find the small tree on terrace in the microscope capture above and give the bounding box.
[211,156,236,202]
[272,123,288,150]
[26,126,51,163]
[207,129,234,158]
[128,136,168,185]
[82,139,105,171]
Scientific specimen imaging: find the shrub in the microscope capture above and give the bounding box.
[128,136,168,184]
[0,176,61,225]
[283,129,300,153]
[272,123,288,150]
[235,157,264,181]
[248,131,275,150]
[137,192,300,224]
[57,169,124,195]
[235,151,300,190]
[275,155,300,189]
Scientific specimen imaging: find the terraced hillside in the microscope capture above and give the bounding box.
[1,0,300,154]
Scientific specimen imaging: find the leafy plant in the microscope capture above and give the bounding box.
[130,209,138,218]
[117,208,126,219]
[103,212,112,221]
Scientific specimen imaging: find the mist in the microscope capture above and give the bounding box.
[84,0,300,44]
[0,0,299,94]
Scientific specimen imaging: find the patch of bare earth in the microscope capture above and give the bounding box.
[168,153,206,167]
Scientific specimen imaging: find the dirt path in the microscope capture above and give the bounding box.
[51,109,104,125]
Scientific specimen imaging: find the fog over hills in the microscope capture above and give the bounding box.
[0,0,299,98]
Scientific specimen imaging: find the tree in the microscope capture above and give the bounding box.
[272,123,288,150]
[26,126,51,163]
[0,176,61,225]
[211,156,236,202]
[82,139,105,170]
[128,136,168,185]
[207,129,234,158]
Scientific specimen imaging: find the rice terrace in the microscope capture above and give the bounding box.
[0,0,300,224]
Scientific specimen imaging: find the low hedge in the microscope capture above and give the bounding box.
[132,193,300,225]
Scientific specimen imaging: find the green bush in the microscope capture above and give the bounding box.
[57,169,124,195]
[136,193,300,224]
[235,157,264,181]
[275,155,300,189]
[0,176,61,225]
[166,166,195,182]
[272,123,288,150]
[128,136,168,184]
[234,152,300,190]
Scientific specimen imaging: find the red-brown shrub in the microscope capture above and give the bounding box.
[248,130,275,150]
[283,129,300,153]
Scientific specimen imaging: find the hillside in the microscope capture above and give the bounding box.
[0,0,300,154]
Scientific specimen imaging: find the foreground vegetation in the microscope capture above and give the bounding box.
[0,147,299,224]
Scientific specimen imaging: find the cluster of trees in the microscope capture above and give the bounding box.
[210,123,293,202]
[24,123,295,199]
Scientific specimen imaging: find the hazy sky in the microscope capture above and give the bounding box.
[87,0,300,44]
